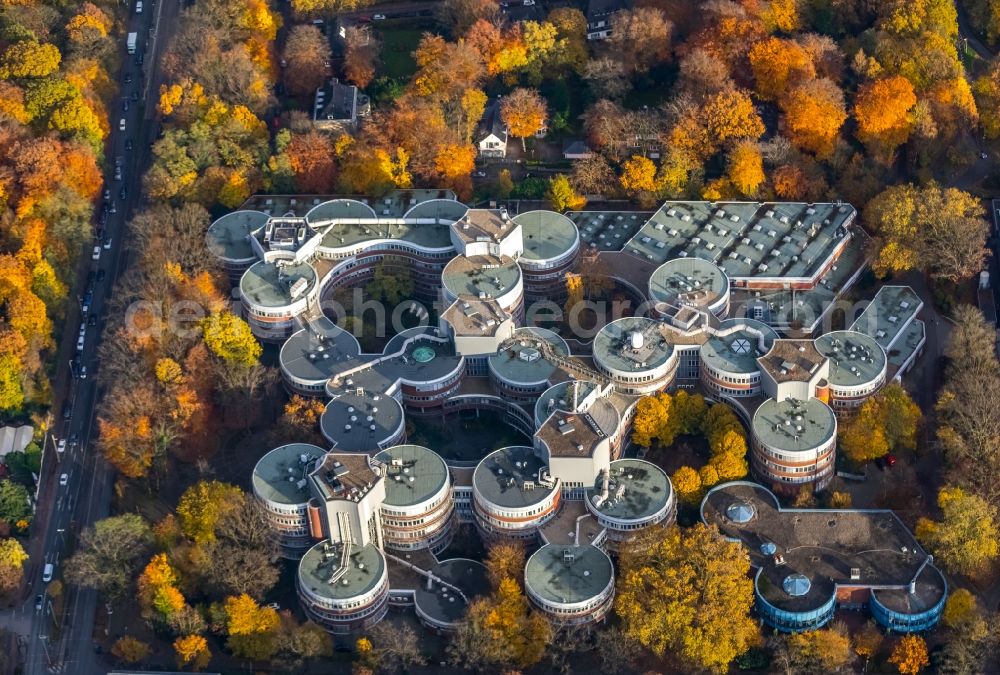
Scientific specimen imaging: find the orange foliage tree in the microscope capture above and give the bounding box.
[854,76,917,163]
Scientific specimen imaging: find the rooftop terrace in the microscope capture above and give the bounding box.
[701,482,943,614]
[206,210,269,261]
[321,391,403,453]
[525,544,614,606]
[441,254,521,299]
[593,317,674,374]
[752,397,836,453]
[514,210,579,262]
[374,445,449,508]
[758,340,826,384]
[586,459,671,523]
[252,443,326,505]
[489,328,570,386]
[240,260,316,308]
[699,319,778,375]
[299,541,386,601]
[309,453,380,503]
[814,330,886,387]
[473,446,557,509]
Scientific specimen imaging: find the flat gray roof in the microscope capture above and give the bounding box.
[850,286,922,351]
[280,318,364,383]
[534,380,604,428]
[473,446,556,509]
[240,260,316,308]
[404,198,469,222]
[490,327,569,386]
[441,255,521,299]
[413,559,490,626]
[207,210,268,261]
[329,328,464,395]
[298,541,385,600]
[699,319,778,375]
[252,443,326,505]
[887,319,925,371]
[305,198,377,223]
[568,211,650,252]
[701,482,944,614]
[322,391,403,453]
[525,544,614,605]
[240,189,457,219]
[374,445,449,508]
[625,201,856,279]
[814,330,886,386]
[586,459,671,522]
[648,257,729,309]
[514,210,579,262]
[593,317,674,373]
[752,397,836,453]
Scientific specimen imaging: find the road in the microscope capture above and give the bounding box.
[0,2,179,673]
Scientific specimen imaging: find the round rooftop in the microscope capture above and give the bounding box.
[585,459,672,523]
[700,319,779,375]
[489,327,570,387]
[593,317,674,374]
[524,544,614,606]
[441,254,521,300]
[473,446,557,510]
[752,397,837,454]
[206,210,269,262]
[279,321,362,384]
[534,380,604,428]
[513,210,580,263]
[413,559,490,627]
[305,198,377,224]
[298,541,386,602]
[403,198,469,223]
[240,260,317,308]
[648,257,729,309]
[320,391,404,453]
[374,445,449,508]
[814,330,887,387]
[252,443,326,505]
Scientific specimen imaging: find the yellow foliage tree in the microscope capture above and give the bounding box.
[942,588,977,629]
[710,450,748,482]
[781,78,848,158]
[619,155,657,194]
[727,141,765,196]
[224,593,280,636]
[174,634,210,670]
[467,577,551,668]
[698,464,720,489]
[546,174,586,211]
[616,523,758,673]
[200,312,262,367]
[112,636,151,664]
[176,481,242,545]
[854,76,917,163]
[672,466,702,504]
[889,635,929,674]
[915,486,1000,577]
[0,41,61,79]
[748,37,815,101]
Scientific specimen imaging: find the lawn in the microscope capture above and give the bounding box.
[374,23,435,80]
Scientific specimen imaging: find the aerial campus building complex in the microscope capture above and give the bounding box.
[214,191,935,633]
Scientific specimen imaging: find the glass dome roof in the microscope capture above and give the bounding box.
[782,574,812,597]
[760,542,777,555]
[726,501,756,523]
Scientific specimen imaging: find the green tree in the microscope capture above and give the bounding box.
[64,514,153,601]
[365,259,414,306]
[0,480,31,524]
[615,523,758,673]
[176,481,242,545]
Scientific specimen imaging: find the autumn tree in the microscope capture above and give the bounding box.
[748,37,815,101]
[619,155,657,199]
[201,312,262,367]
[484,540,526,589]
[449,577,551,670]
[174,634,211,670]
[839,385,920,464]
[0,41,62,79]
[853,621,883,672]
[344,26,380,89]
[727,141,764,196]
[177,481,243,545]
[607,8,672,74]
[854,76,917,163]
[773,622,853,674]
[138,554,186,622]
[672,466,702,504]
[500,88,547,150]
[781,78,848,158]
[436,0,499,35]
[112,636,151,665]
[365,621,427,671]
[64,514,153,602]
[282,25,330,96]
[0,538,29,593]
[616,523,757,673]
[546,174,586,211]
[916,486,1000,576]
[224,593,281,660]
[571,154,618,197]
[865,183,988,281]
[890,635,929,675]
